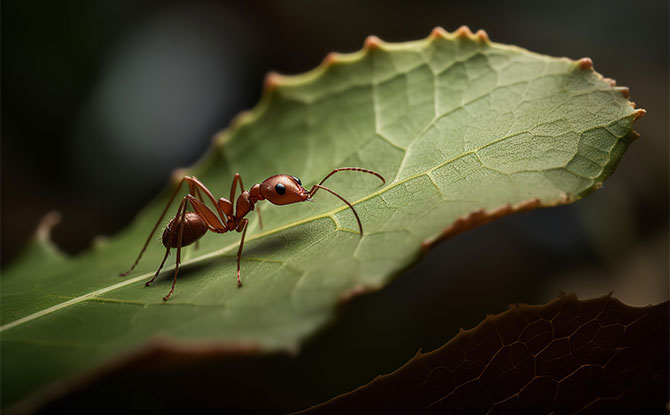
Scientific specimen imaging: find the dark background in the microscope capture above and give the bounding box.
[2,0,668,411]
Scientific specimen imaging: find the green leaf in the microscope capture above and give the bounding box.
[297,295,669,414]
[1,26,643,407]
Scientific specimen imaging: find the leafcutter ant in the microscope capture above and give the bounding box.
[120,168,385,300]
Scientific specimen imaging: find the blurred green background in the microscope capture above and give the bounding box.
[2,0,667,411]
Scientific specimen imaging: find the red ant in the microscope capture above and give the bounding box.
[120,168,385,301]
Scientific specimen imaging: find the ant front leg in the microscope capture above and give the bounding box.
[236,218,249,287]
[256,205,263,229]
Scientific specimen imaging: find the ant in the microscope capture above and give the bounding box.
[120,168,385,301]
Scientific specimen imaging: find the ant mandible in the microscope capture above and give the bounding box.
[120,167,385,301]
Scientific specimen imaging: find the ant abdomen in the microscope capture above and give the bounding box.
[162,212,207,248]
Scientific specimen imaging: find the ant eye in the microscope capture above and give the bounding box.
[290,176,302,186]
[275,183,286,195]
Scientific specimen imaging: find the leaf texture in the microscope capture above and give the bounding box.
[0,27,643,407]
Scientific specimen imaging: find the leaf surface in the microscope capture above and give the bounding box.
[0,27,643,407]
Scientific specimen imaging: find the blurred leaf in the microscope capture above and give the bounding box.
[1,27,643,408]
[299,295,669,414]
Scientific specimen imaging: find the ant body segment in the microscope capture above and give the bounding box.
[120,168,385,301]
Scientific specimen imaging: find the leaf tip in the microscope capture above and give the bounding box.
[213,129,229,148]
[614,86,630,98]
[633,108,646,121]
[603,77,617,87]
[364,35,384,51]
[213,111,252,150]
[454,25,474,38]
[232,110,252,129]
[323,51,341,67]
[35,211,62,245]
[21,210,68,261]
[430,26,449,40]
[576,57,593,70]
[264,71,283,92]
[475,29,490,43]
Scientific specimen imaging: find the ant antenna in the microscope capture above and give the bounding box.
[308,168,385,237]
[312,184,364,236]
[315,167,385,188]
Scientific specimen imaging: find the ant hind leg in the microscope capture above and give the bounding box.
[146,247,171,287]
[121,177,186,277]
[192,185,206,250]
[162,200,187,301]
[144,198,185,292]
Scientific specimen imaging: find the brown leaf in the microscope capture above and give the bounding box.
[297,294,669,414]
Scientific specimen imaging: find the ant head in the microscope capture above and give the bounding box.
[259,175,310,205]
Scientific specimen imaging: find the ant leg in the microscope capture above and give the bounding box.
[185,176,228,226]
[145,248,170,286]
[145,198,186,286]
[192,184,205,203]
[229,173,245,202]
[229,173,263,229]
[163,200,187,301]
[235,172,261,228]
[235,218,249,287]
[191,185,206,250]
[146,196,226,292]
[121,178,186,277]
[256,205,263,229]
[123,175,228,278]
[186,195,227,233]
